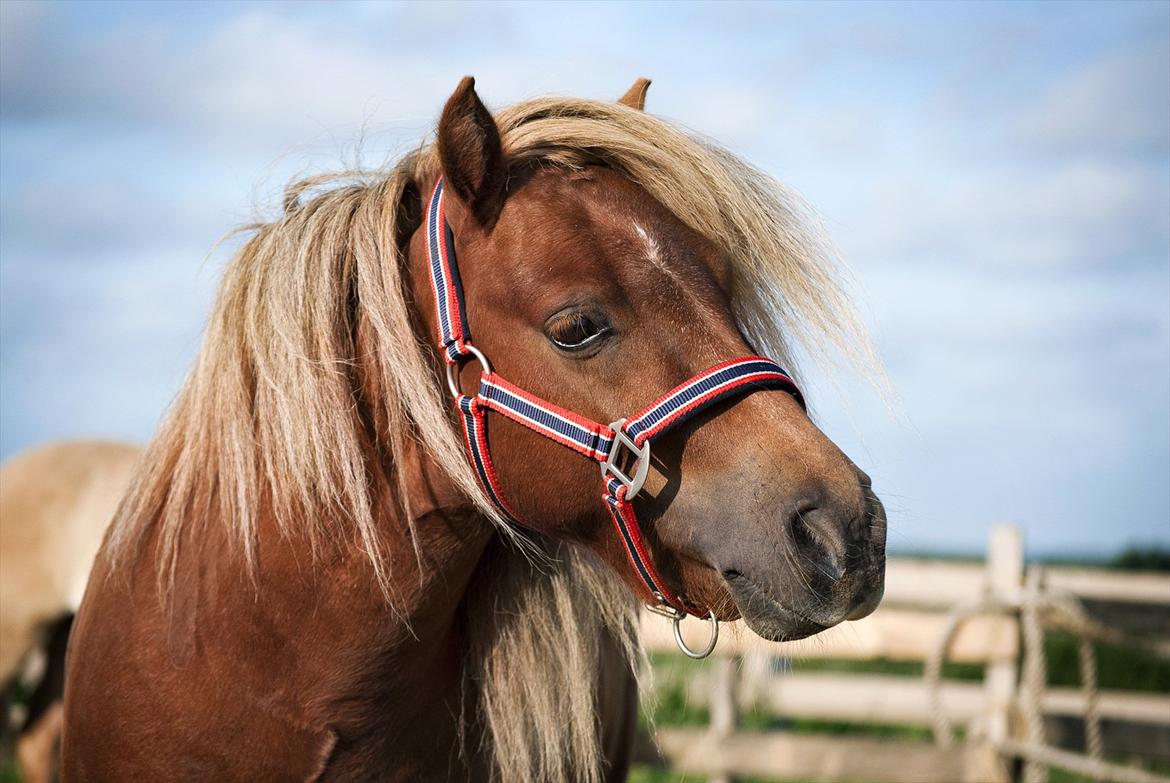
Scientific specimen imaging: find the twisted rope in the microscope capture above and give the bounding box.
[1020,568,1050,783]
[925,565,1170,783]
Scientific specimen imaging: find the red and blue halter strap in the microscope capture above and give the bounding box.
[426,178,804,616]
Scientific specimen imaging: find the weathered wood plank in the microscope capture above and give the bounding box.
[744,672,983,725]
[648,727,969,783]
[878,559,1170,609]
[642,607,1019,662]
[1045,568,1170,606]
[881,559,987,609]
[663,671,1170,727]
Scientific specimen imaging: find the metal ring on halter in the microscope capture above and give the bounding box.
[672,609,720,659]
[446,344,492,398]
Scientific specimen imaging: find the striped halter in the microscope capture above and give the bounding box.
[425,178,804,658]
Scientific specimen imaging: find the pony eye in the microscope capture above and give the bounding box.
[545,312,612,352]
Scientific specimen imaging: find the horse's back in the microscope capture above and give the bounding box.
[0,440,140,680]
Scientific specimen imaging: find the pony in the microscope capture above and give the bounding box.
[62,78,887,782]
[0,440,140,782]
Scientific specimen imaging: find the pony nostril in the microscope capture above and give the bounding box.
[789,503,848,581]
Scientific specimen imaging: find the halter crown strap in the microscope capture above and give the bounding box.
[426,178,803,620]
[427,180,474,362]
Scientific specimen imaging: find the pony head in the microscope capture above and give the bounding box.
[411,77,886,641]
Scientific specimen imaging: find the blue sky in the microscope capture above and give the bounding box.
[1,1,1167,557]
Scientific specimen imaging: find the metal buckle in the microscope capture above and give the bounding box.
[446,344,492,398]
[646,602,687,621]
[600,419,651,499]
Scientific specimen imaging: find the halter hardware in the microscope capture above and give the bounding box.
[600,419,651,499]
[676,611,720,659]
[646,603,720,658]
[424,178,805,659]
[446,343,491,399]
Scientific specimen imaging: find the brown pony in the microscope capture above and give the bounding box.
[63,78,887,782]
[0,440,140,782]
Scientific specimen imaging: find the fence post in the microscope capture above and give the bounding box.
[967,524,1024,783]
[739,650,771,710]
[709,654,739,783]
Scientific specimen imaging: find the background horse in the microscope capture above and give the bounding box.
[64,78,886,781]
[0,440,140,782]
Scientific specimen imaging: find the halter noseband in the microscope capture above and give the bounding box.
[425,178,804,658]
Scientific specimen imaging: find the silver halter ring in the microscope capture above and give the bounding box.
[649,603,719,659]
[446,343,492,398]
[674,609,720,659]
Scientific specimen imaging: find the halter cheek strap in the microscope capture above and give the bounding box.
[425,178,804,647]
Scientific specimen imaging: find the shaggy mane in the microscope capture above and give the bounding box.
[106,94,878,783]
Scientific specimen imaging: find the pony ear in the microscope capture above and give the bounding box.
[617,78,651,110]
[438,76,506,228]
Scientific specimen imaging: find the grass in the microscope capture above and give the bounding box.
[1044,631,1170,691]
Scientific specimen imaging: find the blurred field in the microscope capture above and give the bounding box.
[630,531,1170,783]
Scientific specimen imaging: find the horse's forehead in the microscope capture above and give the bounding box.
[492,168,731,291]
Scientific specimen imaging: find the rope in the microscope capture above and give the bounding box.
[924,596,1008,749]
[925,565,1170,783]
[1020,568,1049,783]
[1079,632,1104,762]
[998,739,1170,783]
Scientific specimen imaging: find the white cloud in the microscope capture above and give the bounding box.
[1014,41,1170,157]
[2,2,1167,556]
[847,158,1169,271]
[0,6,648,153]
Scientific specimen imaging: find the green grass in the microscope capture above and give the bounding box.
[1048,758,1170,783]
[782,655,986,682]
[1104,547,1170,572]
[1044,631,1170,691]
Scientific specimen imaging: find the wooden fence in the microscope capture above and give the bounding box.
[637,525,1170,783]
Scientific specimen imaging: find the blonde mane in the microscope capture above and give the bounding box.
[106,95,877,783]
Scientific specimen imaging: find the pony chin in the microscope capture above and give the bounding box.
[721,570,831,642]
[720,557,887,642]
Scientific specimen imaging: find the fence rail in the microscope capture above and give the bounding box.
[663,670,1170,727]
[642,607,1020,662]
[881,560,1170,609]
[649,728,971,783]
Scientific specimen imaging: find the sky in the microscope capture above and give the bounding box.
[1,1,1167,558]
